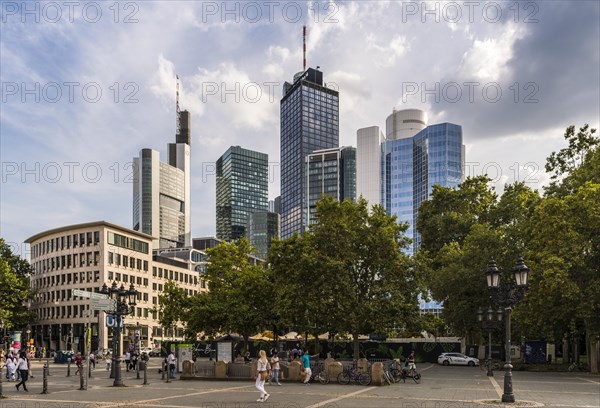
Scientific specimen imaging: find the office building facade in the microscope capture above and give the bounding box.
[280,67,339,239]
[216,146,269,242]
[305,146,356,227]
[133,111,191,249]
[247,211,280,260]
[25,221,205,353]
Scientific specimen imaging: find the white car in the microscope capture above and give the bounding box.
[438,352,480,366]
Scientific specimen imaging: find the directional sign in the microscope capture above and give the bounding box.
[72,289,109,300]
[91,298,116,311]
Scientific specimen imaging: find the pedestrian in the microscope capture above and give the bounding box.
[15,350,29,392]
[255,350,270,402]
[124,351,131,372]
[74,352,83,375]
[270,350,281,385]
[167,351,176,379]
[130,352,138,371]
[301,349,319,385]
[89,351,96,370]
[5,352,16,381]
[407,352,416,371]
[105,353,112,371]
[244,351,251,363]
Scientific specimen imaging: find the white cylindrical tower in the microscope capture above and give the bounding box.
[385,109,428,140]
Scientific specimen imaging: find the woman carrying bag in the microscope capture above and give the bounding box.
[255,350,270,402]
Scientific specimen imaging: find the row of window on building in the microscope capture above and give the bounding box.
[34,251,101,273]
[31,231,101,257]
[107,251,149,271]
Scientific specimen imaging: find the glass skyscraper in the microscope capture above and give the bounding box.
[385,122,463,253]
[247,211,280,260]
[216,146,268,242]
[305,146,356,227]
[133,110,191,249]
[280,68,339,239]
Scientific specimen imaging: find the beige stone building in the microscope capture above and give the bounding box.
[25,221,206,354]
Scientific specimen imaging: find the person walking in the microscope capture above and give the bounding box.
[89,351,96,370]
[15,350,29,392]
[74,352,83,375]
[124,351,131,372]
[5,352,16,381]
[270,351,281,386]
[255,350,270,402]
[167,351,176,379]
[301,349,319,385]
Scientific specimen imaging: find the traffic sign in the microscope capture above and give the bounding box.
[91,298,116,311]
[72,289,109,300]
[106,315,124,328]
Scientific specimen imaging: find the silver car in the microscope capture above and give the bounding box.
[438,352,480,366]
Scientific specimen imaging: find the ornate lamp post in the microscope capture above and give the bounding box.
[101,281,138,387]
[485,257,529,403]
[477,306,503,376]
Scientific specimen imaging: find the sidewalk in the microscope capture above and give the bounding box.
[1,361,598,408]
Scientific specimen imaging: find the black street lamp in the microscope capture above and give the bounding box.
[485,257,529,403]
[477,306,503,376]
[101,281,138,387]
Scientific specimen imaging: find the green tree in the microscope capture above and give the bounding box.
[154,280,192,340]
[545,124,599,196]
[417,179,542,342]
[185,238,273,351]
[0,238,32,329]
[271,196,420,359]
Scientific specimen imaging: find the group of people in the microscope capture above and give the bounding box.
[254,349,317,402]
[124,351,147,372]
[1,349,31,392]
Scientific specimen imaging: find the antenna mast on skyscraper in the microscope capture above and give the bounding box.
[176,74,181,137]
[303,25,307,71]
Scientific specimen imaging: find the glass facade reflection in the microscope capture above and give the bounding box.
[216,146,269,242]
[280,68,339,239]
[306,146,356,227]
[385,123,463,254]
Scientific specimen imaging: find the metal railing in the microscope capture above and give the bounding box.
[194,361,215,377]
[226,362,251,378]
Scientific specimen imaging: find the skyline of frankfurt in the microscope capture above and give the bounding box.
[1,1,599,256]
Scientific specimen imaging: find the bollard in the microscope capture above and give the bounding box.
[41,364,49,394]
[1,364,4,398]
[166,361,171,383]
[143,362,148,385]
[67,360,71,377]
[79,363,86,390]
[136,360,140,379]
[161,361,165,380]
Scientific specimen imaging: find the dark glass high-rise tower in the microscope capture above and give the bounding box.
[280,67,339,239]
[216,146,268,242]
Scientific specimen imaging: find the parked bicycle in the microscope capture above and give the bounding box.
[568,361,589,372]
[337,365,371,386]
[310,361,330,384]
[480,359,502,372]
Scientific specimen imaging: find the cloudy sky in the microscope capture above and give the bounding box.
[1,0,599,257]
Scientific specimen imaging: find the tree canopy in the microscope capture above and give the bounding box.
[270,196,421,359]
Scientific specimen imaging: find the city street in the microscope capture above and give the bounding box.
[1,360,598,408]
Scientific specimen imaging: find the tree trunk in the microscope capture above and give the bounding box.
[353,330,360,361]
[585,322,599,374]
[314,331,319,356]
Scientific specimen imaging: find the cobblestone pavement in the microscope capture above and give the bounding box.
[1,359,598,408]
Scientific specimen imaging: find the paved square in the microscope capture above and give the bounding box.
[1,360,598,408]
